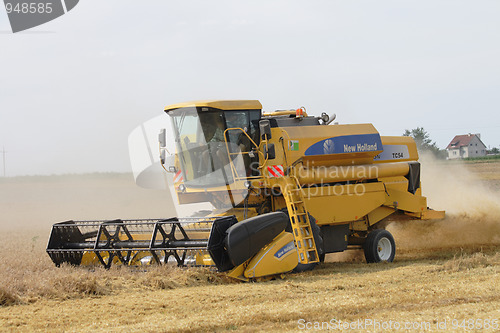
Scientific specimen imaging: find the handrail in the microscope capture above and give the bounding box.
[223,127,265,181]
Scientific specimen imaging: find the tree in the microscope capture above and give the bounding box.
[488,147,499,155]
[403,127,446,158]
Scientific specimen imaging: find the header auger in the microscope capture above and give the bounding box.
[47,100,444,281]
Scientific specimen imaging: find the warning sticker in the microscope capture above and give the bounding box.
[173,170,184,183]
[267,165,284,178]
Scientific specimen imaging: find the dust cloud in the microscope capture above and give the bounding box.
[388,154,500,250]
[325,249,365,263]
[0,173,176,237]
[1,159,499,258]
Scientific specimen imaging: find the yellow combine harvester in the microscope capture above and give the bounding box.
[47,100,444,281]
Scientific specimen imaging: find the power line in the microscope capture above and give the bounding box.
[1,147,5,177]
[426,125,500,132]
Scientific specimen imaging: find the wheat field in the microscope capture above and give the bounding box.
[0,161,499,332]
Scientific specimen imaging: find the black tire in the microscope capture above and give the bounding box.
[281,209,324,272]
[363,229,396,263]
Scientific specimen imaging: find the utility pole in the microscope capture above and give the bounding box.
[2,147,5,177]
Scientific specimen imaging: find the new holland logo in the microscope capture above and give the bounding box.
[323,139,335,154]
[4,0,79,33]
[274,241,295,259]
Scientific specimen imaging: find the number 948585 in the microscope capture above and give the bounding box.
[5,2,53,14]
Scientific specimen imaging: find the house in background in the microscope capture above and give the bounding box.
[446,133,487,159]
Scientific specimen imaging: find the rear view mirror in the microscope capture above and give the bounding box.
[259,120,272,140]
[159,128,166,147]
[160,150,166,165]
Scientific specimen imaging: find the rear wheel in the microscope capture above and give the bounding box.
[363,229,396,263]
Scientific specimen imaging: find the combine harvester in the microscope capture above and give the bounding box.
[47,100,444,281]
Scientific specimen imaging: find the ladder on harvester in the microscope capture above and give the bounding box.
[281,176,319,264]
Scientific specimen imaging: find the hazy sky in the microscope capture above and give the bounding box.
[1,1,499,176]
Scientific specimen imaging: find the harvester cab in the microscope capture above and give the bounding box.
[163,101,261,198]
[47,100,445,281]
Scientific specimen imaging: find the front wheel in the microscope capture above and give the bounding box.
[363,229,396,263]
[294,217,324,272]
[281,209,324,272]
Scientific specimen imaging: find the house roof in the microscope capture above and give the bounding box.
[446,134,485,149]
